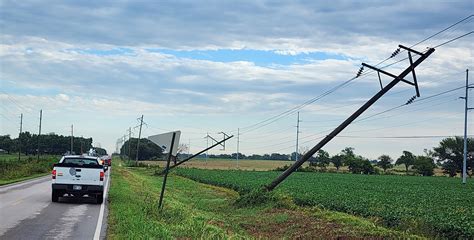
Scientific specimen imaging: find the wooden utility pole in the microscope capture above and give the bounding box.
[70,124,74,154]
[37,110,42,160]
[18,113,23,161]
[135,115,144,163]
[295,112,301,161]
[128,127,132,159]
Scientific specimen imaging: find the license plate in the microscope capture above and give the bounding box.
[73,185,82,190]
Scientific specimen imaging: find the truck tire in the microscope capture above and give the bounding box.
[52,190,59,202]
[96,192,104,204]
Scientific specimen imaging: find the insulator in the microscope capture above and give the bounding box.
[405,95,417,105]
[390,48,401,58]
[355,66,364,78]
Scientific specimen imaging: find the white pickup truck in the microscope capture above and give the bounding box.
[51,155,105,203]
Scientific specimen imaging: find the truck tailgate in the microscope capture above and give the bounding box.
[54,166,103,186]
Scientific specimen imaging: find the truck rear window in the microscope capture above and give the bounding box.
[62,158,99,166]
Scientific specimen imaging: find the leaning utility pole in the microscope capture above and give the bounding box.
[266,45,435,191]
[37,109,42,160]
[462,69,471,184]
[70,124,74,154]
[18,113,23,161]
[236,128,240,168]
[128,127,132,159]
[295,112,301,161]
[135,115,144,163]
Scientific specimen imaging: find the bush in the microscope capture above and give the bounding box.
[413,156,436,176]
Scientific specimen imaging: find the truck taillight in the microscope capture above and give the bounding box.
[100,171,104,181]
[52,169,56,179]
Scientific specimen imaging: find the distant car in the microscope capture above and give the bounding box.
[51,155,105,203]
[100,155,112,166]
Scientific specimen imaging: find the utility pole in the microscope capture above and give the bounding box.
[188,139,191,155]
[18,113,23,161]
[236,128,240,168]
[135,115,144,163]
[80,135,83,154]
[265,45,435,191]
[206,132,209,163]
[462,69,471,184]
[37,110,42,160]
[128,127,132,159]
[295,112,301,161]
[70,124,74,154]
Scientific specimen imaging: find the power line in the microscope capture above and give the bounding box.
[336,135,472,139]
[243,84,467,152]
[238,17,473,135]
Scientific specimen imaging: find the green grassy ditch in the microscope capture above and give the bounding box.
[107,162,422,239]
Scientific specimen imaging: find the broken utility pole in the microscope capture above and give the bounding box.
[265,45,435,191]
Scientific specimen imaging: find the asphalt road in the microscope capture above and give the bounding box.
[0,169,110,240]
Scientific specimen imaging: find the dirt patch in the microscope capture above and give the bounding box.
[241,208,381,239]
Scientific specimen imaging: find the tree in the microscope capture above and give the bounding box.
[121,138,163,160]
[94,147,108,156]
[315,149,331,170]
[331,155,344,171]
[396,151,415,173]
[290,152,302,161]
[433,137,474,177]
[341,147,355,158]
[413,156,436,176]
[377,155,393,173]
[0,135,13,154]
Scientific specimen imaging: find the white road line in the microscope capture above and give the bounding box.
[93,168,111,240]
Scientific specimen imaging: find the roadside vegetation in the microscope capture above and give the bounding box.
[107,161,421,239]
[0,154,59,185]
[175,168,474,239]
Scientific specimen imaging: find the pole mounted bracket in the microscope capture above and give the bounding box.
[218,132,231,150]
[362,45,428,104]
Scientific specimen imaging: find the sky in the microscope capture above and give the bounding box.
[0,0,473,159]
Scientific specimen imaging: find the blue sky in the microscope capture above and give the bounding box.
[0,1,473,158]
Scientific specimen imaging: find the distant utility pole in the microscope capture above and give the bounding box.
[462,69,471,184]
[123,134,127,156]
[205,132,209,162]
[236,128,240,168]
[70,124,74,154]
[18,113,23,161]
[115,139,120,154]
[128,127,132,159]
[295,112,301,161]
[37,109,42,160]
[80,135,84,154]
[188,139,191,155]
[135,115,144,163]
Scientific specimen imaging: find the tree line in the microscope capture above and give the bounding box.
[193,137,473,177]
[0,132,99,156]
[119,138,164,160]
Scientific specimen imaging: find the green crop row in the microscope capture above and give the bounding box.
[175,168,474,239]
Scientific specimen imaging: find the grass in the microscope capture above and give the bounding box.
[0,154,59,185]
[175,168,474,238]
[107,160,422,239]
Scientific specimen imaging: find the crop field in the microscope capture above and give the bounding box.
[175,168,474,238]
[142,158,311,171]
[108,162,421,239]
